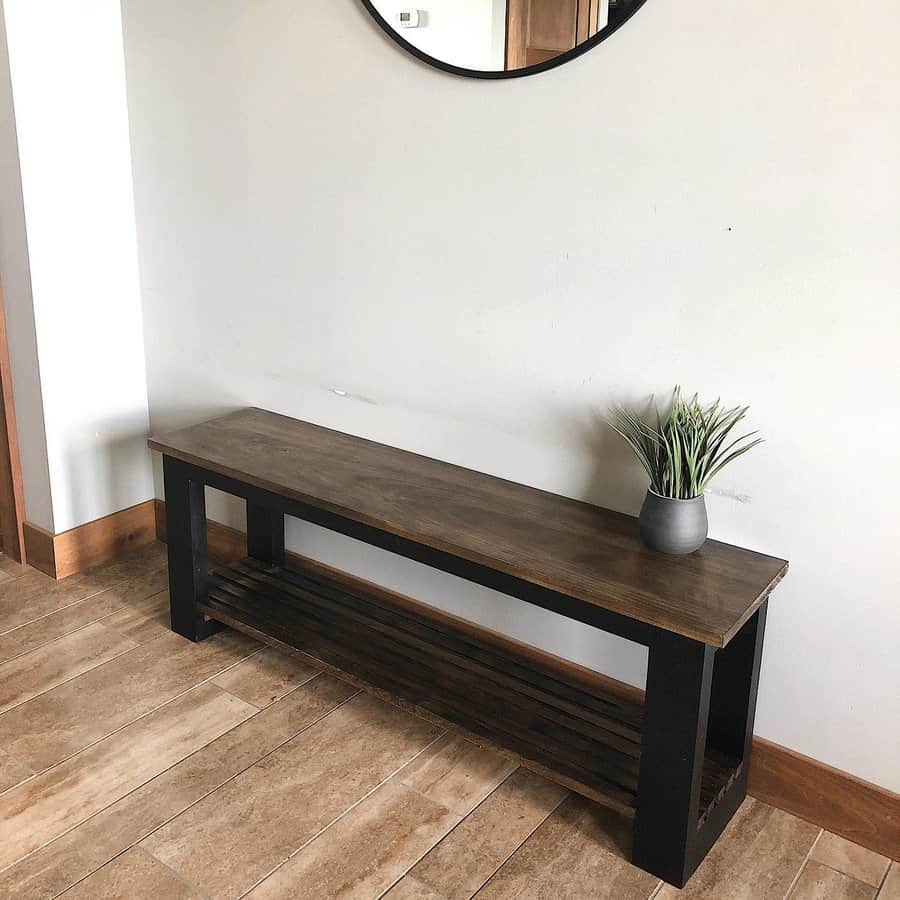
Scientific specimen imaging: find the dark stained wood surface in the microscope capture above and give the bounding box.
[149,408,788,647]
[203,556,740,818]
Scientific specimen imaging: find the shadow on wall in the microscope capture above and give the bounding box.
[573,407,649,516]
[58,410,156,532]
[147,387,248,497]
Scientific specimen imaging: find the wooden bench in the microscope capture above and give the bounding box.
[148,407,788,887]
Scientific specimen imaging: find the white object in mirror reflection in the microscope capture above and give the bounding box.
[369,0,620,74]
[373,0,506,71]
[396,10,422,28]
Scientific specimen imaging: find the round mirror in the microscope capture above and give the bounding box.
[362,0,648,78]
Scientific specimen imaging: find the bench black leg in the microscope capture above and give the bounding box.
[247,503,285,565]
[633,605,769,886]
[708,603,767,762]
[689,602,768,863]
[632,632,715,887]
[163,456,221,642]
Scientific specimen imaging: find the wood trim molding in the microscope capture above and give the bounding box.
[22,520,55,577]
[0,288,26,562]
[152,498,900,862]
[749,738,899,861]
[25,499,157,579]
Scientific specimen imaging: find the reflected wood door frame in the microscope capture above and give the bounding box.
[506,0,604,70]
[0,284,26,562]
[506,0,527,69]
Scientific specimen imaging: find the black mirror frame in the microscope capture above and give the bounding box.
[360,0,650,79]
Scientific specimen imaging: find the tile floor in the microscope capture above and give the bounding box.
[0,543,895,899]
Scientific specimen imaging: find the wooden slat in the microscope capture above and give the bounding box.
[206,585,638,807]
[214,569,641,785]
[237,560,644,739]
[286,551,647,710]
[149,408,788,647]
[699,754,743,826]
[153,495,646,710]
[205,562,637,812]
[202,558,743,820]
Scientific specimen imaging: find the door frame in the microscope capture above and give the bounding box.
[0,284,25,562]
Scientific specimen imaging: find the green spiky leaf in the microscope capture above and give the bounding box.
[608,388,763,500]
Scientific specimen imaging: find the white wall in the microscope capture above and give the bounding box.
[1,0,154,533]
[121,0,900,792]
[0,2,52,529]
[371,0,506,70]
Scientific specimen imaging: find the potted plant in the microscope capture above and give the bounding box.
[609,388,763,554]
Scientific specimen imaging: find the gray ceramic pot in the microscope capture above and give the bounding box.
[639,490,708,554]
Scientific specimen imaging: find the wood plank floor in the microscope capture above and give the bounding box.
[0,543,894,900]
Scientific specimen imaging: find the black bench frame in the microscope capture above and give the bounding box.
[163,454,767,887]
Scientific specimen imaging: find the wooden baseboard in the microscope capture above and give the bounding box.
[152,499,900,861]
[24,499,157,579]
[749,738,899,860]
[22,520,56,577]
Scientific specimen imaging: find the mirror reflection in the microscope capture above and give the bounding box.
[368,0,640,74]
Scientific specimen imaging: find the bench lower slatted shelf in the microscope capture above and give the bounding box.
[202,557,741,823]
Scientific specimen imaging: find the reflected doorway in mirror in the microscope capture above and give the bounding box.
[507,0,608,69]
[363,0,649,78]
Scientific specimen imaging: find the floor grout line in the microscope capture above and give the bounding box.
[394,778,468,810]
[132,846,217,900]
[66,846,219,900]
[212,667,323,711]
[875,861,893,897]
[0,562,169,639]
[386,874,452,900]
[781,827,823,900]
[0,574,169,668]
[0,576,169,672]
[0,635,262,807]
[375,765,527,900]
[470,793,570,900]
[0,607,131,667]
[0,562,31,586]
[814,859,893,893]
[0,591,173,677]
[0,631,168,800]
[233,728,450,899]
[38,677,361,898]
[0,585,119,638]
[0,638,141,718]
[94,587,170,627]
[464,786,569,900]
[387,767,571,900]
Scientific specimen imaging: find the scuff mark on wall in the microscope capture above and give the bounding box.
[708,486,752,503]
[330,387,379,405]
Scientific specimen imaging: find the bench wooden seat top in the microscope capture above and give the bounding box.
[149,406,787,648]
